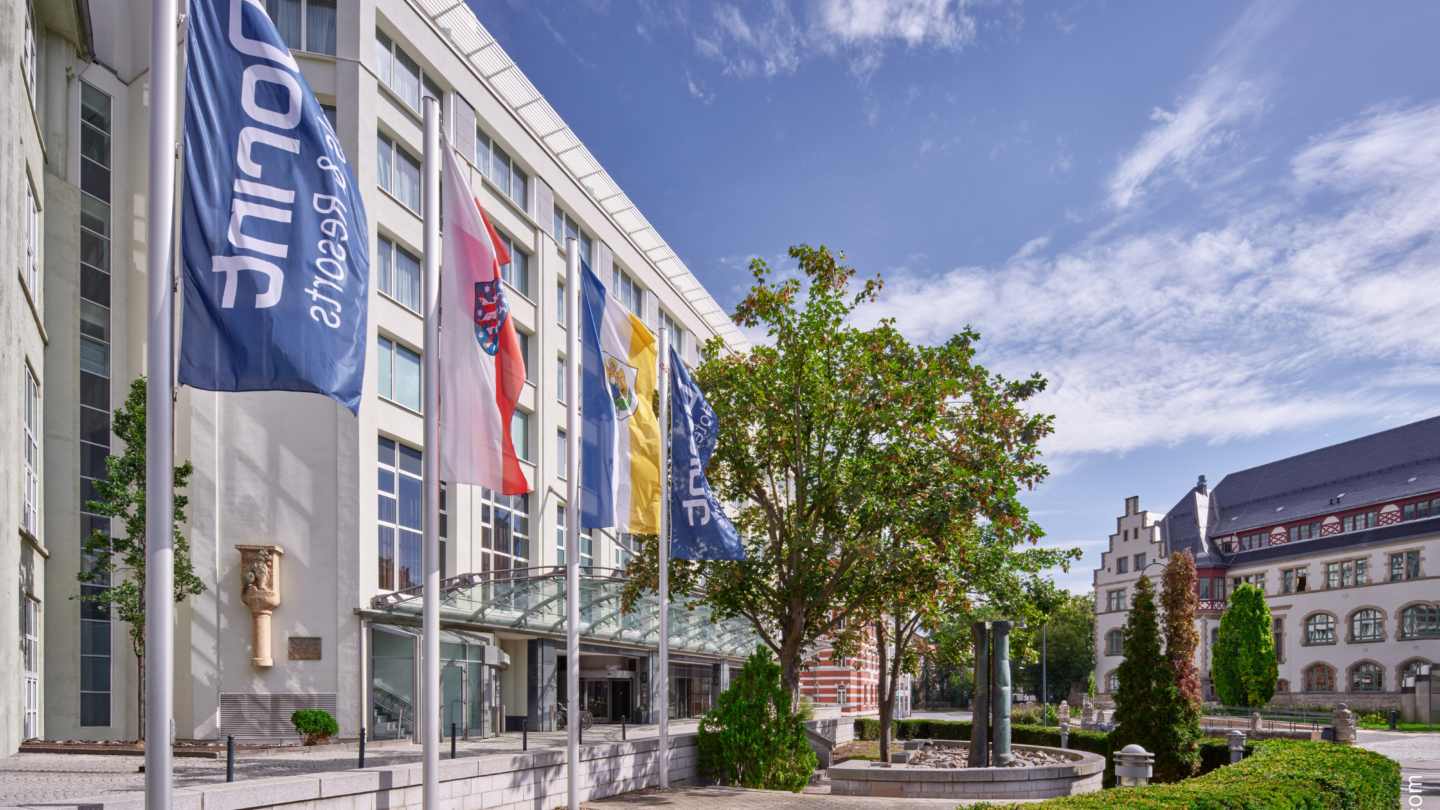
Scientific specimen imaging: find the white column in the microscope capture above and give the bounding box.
[564,238,582,810]
[144,0,179,806]
[420,96,442,810]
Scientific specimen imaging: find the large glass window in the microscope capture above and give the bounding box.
[264,0,336,55]
[1402,499,1438,521]
[23,366,39,536]
[376,235,421,312]
[1304,664,1336,693]
[376,336,421,412]
[1401,605,1440,639]
[1350,663,1382,693]
[377,132,421,212]
[476,131,527,210]
[660,310,683,354]
[1305,614,1335,644]
[1392,551,1421,581]
[378,437,423,591]
[79,81,113,729]
[493,230,531,298]
[478,488,530,575]
[552,208,590,263]
[1342,511,1378,533]
[371,627,416,740]
[375,30,422,110]
[1287,522,1319,543]
[1107,589,1126,612]
[1282,568,1307,594]
[512,410,530,462]
[1351,609,1382,642]
[1106,630,1124,655]
[612,267,640,312]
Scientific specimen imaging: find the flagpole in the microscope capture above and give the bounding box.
[144,0,179,805]
[657,329,670,789]
[420,96,442,810]
[564,238,582,810]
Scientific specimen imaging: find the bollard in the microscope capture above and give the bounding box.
[522,717,528,751]
[451,722,457,759]
[359,726,366,768]
[1389,710,1397,731]
[622,716,627,741]
[1228,730,1246,764]
[1060,725,1069,750]
[226,734,234,782]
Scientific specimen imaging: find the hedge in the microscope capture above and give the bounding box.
[978,739,1398,810]
[853,718,1243,787]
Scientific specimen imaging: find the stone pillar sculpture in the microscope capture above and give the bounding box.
[237,545,283,667]
[968,622,990,768]
[1058,700,1070,725]
[1082,699,1095,731]
[1332,703,1356,744]
[991,621,1014,766]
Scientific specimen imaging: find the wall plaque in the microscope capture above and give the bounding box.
[288,637,322,661]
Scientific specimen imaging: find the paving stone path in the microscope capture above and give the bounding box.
[581,785,987,809]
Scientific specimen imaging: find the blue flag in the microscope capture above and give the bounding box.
[669,347,745,561]
[178,0,369,412]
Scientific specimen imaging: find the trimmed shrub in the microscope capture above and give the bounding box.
[698,646,817,792]
[981,739,1398,810]
[1213,584,1278,708]
[291,709,338,746]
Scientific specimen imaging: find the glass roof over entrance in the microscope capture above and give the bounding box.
[371,567,760,659]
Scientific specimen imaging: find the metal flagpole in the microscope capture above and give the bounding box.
[657,327,670,789]
[1042,625,1048,727]
[420,96,442,810]
[564,238,581,810]
[144,0,179,805]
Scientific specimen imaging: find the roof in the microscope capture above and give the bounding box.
[407,0,750,353]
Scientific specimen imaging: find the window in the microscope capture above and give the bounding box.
[23,597,39,739]
[476,131,528,210]
[1232,573,1265,593]
[1391,551,1420,581]
[1107,673,1120,694]
[438,482,448,581]
[612,266,640,312]
[556,504,566,564]
[1402,499,1438,521]
[1134,553,1146,570]
[1122,529,1128,541]
[23,4,36,92]
[557,283,567,326]
[516,331,532,382]
[377,133,422,212]
[1327,559,1366,588]
[1272,619,1283,663]
[1401,605,1440,639]
[24,180,39,295]
[1240,532,1267,551]
[1351,609,1382,642]
[1116,557,1128,574]
[1304,664,1336,693]
[1350,663,1383,693]
[378,437,423,591]
[375,29,422,110]
[614,532,635,571]
[264,0,336,55]
[557,430,567,476]
[376,336,422,411]
[1305,614,1335,644]
[837,683,847,705]
[1106,629,1124,655]
[512,410,530,462]
[1401,660,1426,683]
[1282,568,1308,594]
[22,366,39,536]
[1107,589,1126,612]
[494,231,531,298]
[1342,511,1378,533]
[1325,562,1340,589]
[1287,522,1320,543]
[552,207,591,263]
[479,488,530,575]
[557,358,567,403]
[79,81,113,729]
[376,236,421,312]
[659,310,682,354]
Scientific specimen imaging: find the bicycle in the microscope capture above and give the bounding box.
[557,705,594,730]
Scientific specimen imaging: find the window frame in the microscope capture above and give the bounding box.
[1349,662,1383,693]
[476,129,529,210]
[24,177,40,297]
[1304,664,1336,693]
[1401,604,1440,639]
[376,334,422,412]
[374,28,433,112]
[376,234,422,313]
[264,0,338,56]
[23,365,39,536]
[511,409,531,462]
[493,229,532,299]
[1106,629,1124,656]
[1305,613,1336,645]
[377,131,422,213]
[1350,609,1383,642]
[377,436,424,592]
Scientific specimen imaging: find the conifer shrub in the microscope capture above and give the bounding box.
[698,646,817,792]
[1212,584,1278,708]
[291,709,339,746]
[1113,574,1200,782]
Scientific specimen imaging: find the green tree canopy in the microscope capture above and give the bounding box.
[1014,593,1096,705]
[1212,583,1278,708]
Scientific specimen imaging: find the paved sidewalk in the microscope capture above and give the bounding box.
[1355,728,1440,769]
[0,720,699,806]
[582,785,986,809]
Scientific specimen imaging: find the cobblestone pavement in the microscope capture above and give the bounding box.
[1356,729,1440,768]
[0,720,700,806]
[581,785,996,808]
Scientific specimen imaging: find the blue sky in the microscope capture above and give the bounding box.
[469,0,1440,593]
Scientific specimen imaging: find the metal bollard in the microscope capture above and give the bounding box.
[359,726,366,768]
[226,734,234,782]
[451,722,457,759]
[1228,730,1246,764]
[622,716,627,741]
[522,718,528,751]
[1389,710,1397,730]
[1060,727,1068,750]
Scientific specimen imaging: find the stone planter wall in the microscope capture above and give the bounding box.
[829,742,1105,801]
[19,735,702,810]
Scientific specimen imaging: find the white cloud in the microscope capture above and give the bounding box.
[1106,0,1294,209]
[684,70,717,104]
[814,0,976,49]
[868,101,1440,460]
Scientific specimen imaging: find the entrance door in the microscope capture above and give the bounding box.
[611,680,632,723]
[467,662,487,737]
[441,664,465,740]
[22,599,38,740]
[584,679,610,721]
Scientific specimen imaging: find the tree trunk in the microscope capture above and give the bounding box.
[876,621,890,763]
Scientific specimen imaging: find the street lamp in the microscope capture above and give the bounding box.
[1228,730,1246,764]
[1115,744,1154,787]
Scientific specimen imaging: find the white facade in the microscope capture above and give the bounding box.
[14,0,751,751]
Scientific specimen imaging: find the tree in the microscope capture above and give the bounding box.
[697,645,817,792]
[1158,551,1202,780]
[1014,594,1096,705]
[622,244,1070,762]
[1112,575,1199,783]
[1211,584,1277,708]
[77,377,206,741]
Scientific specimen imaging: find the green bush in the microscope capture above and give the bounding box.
[291,709,339,746]
[698,646,817,792]
[980,739,1398,810]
